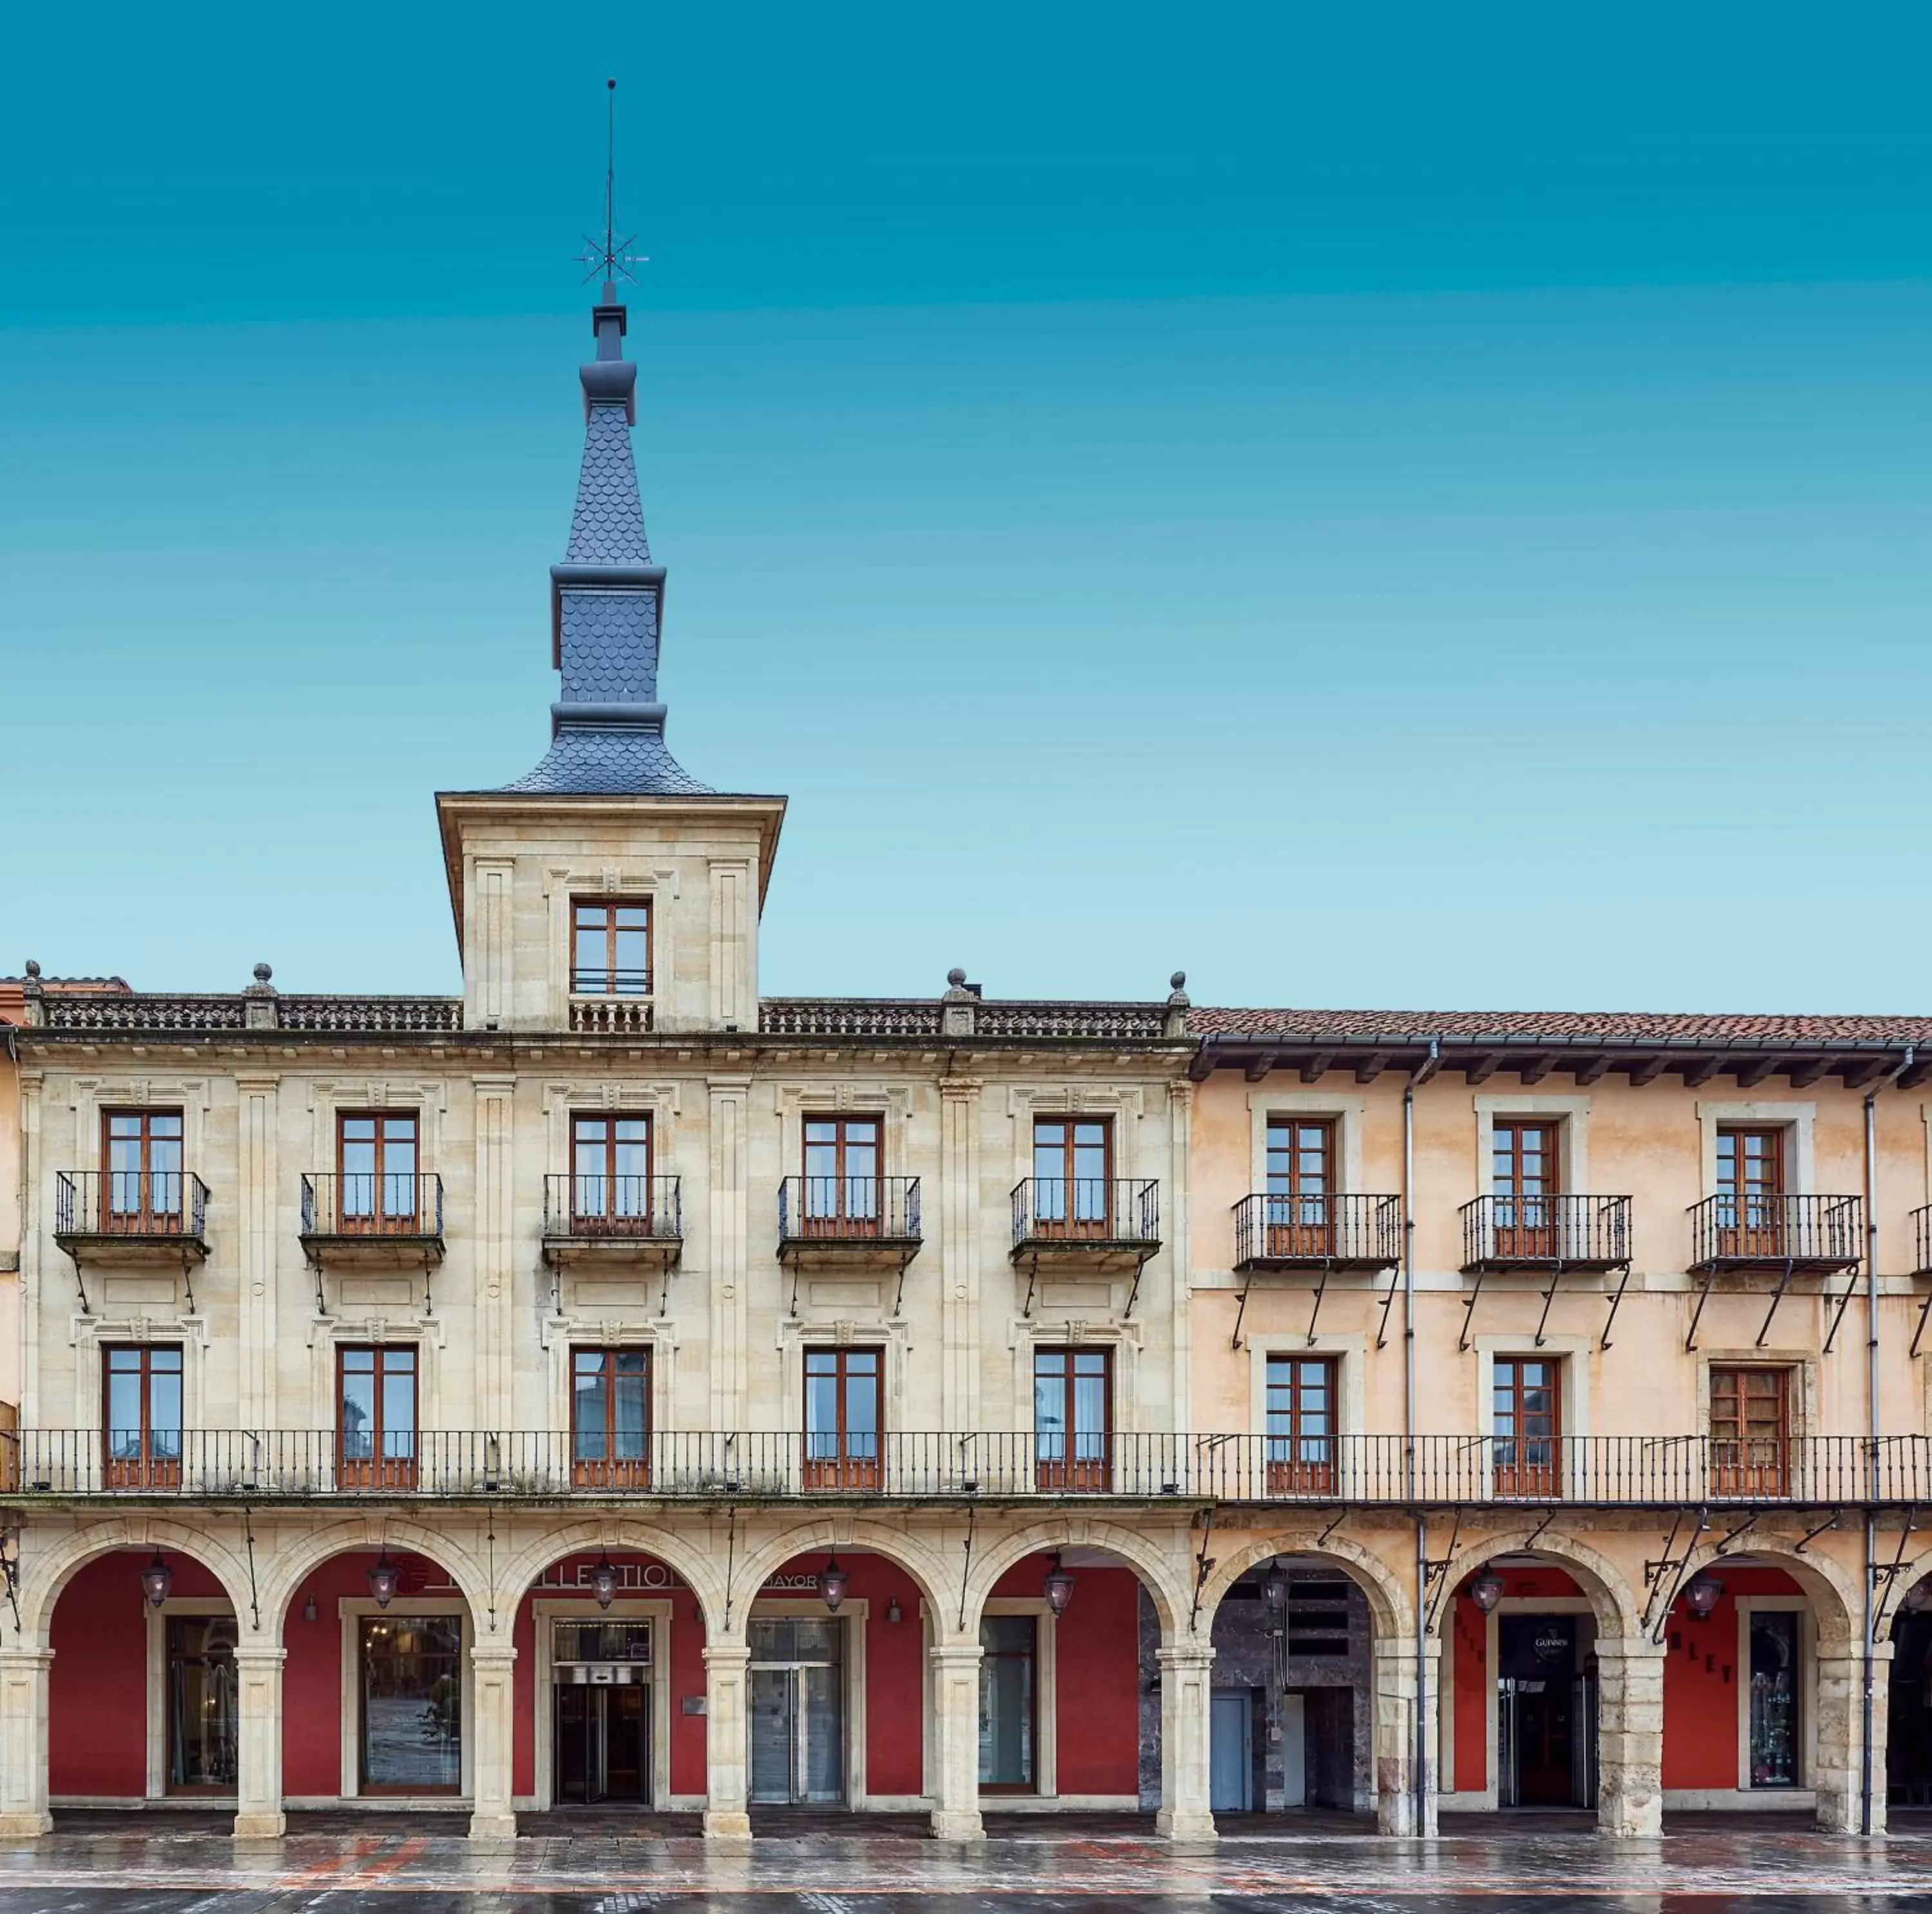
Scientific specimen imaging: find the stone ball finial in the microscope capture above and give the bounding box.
[947,967,967,988]
[1170,971,1187,992]
[23,959,40,980]
[253,962,273,983]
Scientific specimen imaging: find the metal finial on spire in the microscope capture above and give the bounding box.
[578,77,648,290]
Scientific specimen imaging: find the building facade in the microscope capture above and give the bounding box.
[5,288,1932,1843]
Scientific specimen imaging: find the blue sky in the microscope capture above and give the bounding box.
[4,3,1931,1010]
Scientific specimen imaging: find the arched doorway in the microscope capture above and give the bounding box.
[1889,1573,1932,1815]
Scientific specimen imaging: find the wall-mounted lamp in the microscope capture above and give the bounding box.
[302,1594,319,1624]
[886,1597,902,1625]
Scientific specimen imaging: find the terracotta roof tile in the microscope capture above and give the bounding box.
[1189,1006,1932,1046]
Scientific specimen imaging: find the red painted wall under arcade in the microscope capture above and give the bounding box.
[991,1553,1142,1798]
[1449,1565,1582,1793]
[50,1549,228,1797]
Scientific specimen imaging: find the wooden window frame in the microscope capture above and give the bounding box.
[1032,1345,1113,1491]
[1716,1126,1788,1260]
[569,1113,655,1233]
[101,1107,185,1233]
[1264,1116,1336,1257]
[336,1343,419,1490]
[102,1343,184,1490]
[1492,1119,1562,1260]
[1492,1354,1562,1497]
[571,898,652,998]
[570,1346,652,1489]
[336,1111,423,1237]
[1030,1116,1113,1240]
[1709,1363,1790,1496]
[802,1345,884,1489]
[1264,1351,1338,1495]
[799,1115,884,1237]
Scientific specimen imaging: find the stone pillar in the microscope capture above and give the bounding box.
[1372,1636,1439,1835]
[1154,1642,1217,1841]
[0,1646,53,1836]
[1814,1647,1876,1833]
[231,1642,287,1839]
[1594,1636,1665,1837]
[1865,1636,1894,1835]
[468,1641,518,1842]
[928,1643,985,1840]
[703,1642,753,1846]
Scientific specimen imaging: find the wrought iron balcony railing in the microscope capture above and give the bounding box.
[1233,1193,1401,1269]
[1460,1194,1633,1271]
[53,1170,210,1247]
[543,1174,683,1243]
[3,1430,1920,1505]
[299,1173,444,1242]
[1010,1179,1160,1251]
[1914,1205,1932,1278]
[1687,1193,1862,1272]
[778,1176,921,1249]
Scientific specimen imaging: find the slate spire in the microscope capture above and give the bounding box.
[500,290,711,796]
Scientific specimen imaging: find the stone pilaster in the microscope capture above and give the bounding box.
[1372,1636,1439,1835]
[928,1642,985,1841]
[703,1642,753,1846]
[1166,1081,1193,1428]
[472,1075,517,1423]
[938,1079,981,1432]
[231,1642,287,1839]
[1153,1641,1217,1841]
[0,1646,53,1836]
[707,1080,750,1430]
[1594,1636,1664,1837]
[468,1640,518,1841]
[234,1077,278,1428]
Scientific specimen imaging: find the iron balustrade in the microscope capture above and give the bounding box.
[53,1170,210,1244]
[1687,1193,1862,1271]
[300,1173,444,1240]
[6,1430,1926,1504]
[778,1176,920,1246]
[1233,1193,1401,1268]
[1915,1205,1932,1277]
[543,1173,683,1242]
[1460,1194,1633,1270]
[569,964,652,996]
[1011,1178,1160,1249]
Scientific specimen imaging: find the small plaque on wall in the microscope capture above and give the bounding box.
[681,1696,707,1716]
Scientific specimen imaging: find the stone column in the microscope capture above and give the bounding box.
[0,1646,53,1836]
[468,1641,518,1842]
[1594,1636,1665,1837]
[231,1642,287,1839]
[703,1642,753,1846]
[1154,1642,1217,1841]
[928,1643,985,1840]
[1814,1647,1876,1833]
[1372,1636,1439,1835]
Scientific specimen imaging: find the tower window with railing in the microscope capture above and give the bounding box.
[572,900,651,996]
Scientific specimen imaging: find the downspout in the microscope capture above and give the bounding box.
[1862,1042,1913,1835]
[1405,1036,1443,1833]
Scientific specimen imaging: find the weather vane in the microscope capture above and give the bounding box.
[578,77,647,290]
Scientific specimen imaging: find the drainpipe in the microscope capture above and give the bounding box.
[1862,1043,1914,1835]
[1405,1036,1442,1833]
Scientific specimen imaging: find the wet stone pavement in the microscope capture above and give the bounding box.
[5,1819,1932,1910]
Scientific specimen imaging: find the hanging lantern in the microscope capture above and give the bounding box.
[819,1554,851,1614]
[1262,1562,1288,1614]
[1043,1552,1076,1617]
[1902,1579,1932,1615]
[1683,1573,1725,1620]
[368,1550,401,1609]
[140,1549,173,1609]
[590,1554,620,1611]
[1468,1564,1506,1614]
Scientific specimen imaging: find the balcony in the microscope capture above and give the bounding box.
[568,963,653,1035]
[1687,1193,1862,1273]
[542,1175,683,1273]
[1010,1178,1160,1274]
[1233,1193,1400,1271]
[1,1430,1921,1506]
[299,1173,445,1273]
[1460,1195,1632,1272]
[53,1170,210,1268]
[777,1177,920,1259]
